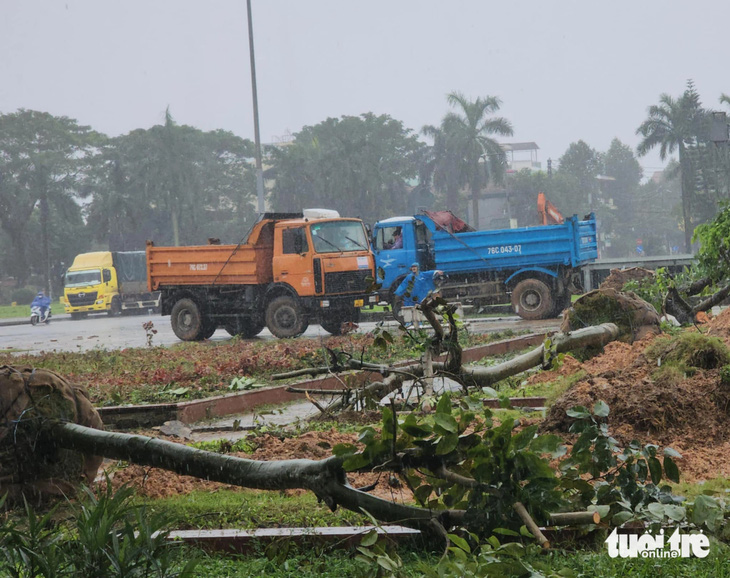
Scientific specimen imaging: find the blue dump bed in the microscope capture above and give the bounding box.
[425,213,598,275]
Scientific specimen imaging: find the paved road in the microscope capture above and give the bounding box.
[0,312,562,355]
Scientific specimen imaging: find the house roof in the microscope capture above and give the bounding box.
[500,142,539,152]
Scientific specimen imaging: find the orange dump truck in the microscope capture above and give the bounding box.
[147,210,377,340]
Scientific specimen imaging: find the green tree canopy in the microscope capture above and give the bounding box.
[268,113,424,220]
[86,110,256,248]
[425,92,513,226]
[636,80,705,251]
[0,109,100,288]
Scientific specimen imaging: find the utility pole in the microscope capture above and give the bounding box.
[246,0,266,214]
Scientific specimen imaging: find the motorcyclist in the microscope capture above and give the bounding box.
[31,291,51,320]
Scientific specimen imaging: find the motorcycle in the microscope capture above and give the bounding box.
[30,305,51,325]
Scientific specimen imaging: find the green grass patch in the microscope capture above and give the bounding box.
[137,489,369,530]
[0,301,65,319]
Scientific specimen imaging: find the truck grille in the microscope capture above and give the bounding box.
[324,270,371,294]
[67,291,98,306]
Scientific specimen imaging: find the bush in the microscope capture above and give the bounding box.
[11,287,38,305]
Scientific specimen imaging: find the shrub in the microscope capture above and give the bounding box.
[11,287,38,305]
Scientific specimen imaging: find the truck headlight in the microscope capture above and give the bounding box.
[368,295,377,303]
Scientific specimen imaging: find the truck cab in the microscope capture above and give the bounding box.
[63,252,121,318]
[371,217,433,299]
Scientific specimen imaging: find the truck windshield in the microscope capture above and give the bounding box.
[310,221,369,254]
[65,270,102,287]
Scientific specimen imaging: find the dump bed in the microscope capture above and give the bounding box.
[112,251,148,294]
[146,243,274,290]
[423,213,598,275]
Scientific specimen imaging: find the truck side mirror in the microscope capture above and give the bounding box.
[103,269,111,283]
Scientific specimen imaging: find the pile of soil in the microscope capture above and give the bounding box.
[541,308,730,481]
[599,267,655,292]
[0,366,103,501]
[108,429,414,505]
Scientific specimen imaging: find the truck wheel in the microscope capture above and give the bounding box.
[108,296,122,317]
[320,308,360,335]
[170,298,205,341]
[265,296,308,338]
[224,316,265,338]
[511,279,553,320]
[201,320,218,339]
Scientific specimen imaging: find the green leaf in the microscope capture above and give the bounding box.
[519,525,534,538]
[647,502,666,520]
[566,406,590,419]
[611,511,633,526]
[511,425,538,451]
[648,456,662,485]
[360,529,378,547]
[593,400,610,417]
[492,528,519,537]
[664,456,680,483]
[414,485,433,505]
[435,393,452,415]
[663,447,683,459]
[433,413,458,434]
[588,505,611,519]
[664,505,686,522]
[529,434,564,455]
[436,433,459,456]
[481,387,499,398]
[447,533,471,553]
[400,422,433,438]
[169,387,189,396]
[343,453,371,471]
[332,443,357,456]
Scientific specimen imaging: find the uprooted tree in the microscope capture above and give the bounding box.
[1,294,680,546]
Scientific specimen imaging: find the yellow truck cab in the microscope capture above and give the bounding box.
[63,251,160,319]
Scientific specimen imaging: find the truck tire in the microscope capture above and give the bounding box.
[224,316,265,339]
[511,278,553,320]
[108,296,122,317]
[170,298,205,341]
[265,296,308,339]
[320,307,360,336]
[201,320,218,339]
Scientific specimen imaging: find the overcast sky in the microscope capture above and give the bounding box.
[2,1,729,177]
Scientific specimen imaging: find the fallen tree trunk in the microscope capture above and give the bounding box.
[49,422,456,536]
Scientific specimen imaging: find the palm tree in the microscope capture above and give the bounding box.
[636,81,704,252]
[429,92,513,226]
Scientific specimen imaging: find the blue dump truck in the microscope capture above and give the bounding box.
[371,210,598,320]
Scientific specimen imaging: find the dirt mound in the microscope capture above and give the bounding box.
[561,288,661,342]
[541,330,730,481]
[0,366,103,501]
[599,267,655,292]
[707,306,730,340]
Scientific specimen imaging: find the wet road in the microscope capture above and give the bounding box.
[0,312,562,355]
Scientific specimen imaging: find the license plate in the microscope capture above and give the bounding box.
[354,299,364,307]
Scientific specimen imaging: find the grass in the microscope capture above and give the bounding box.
[136,489,369,531]
[0,301,66,318]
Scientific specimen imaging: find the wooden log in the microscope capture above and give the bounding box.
[549,511,600,526]
[513,501,550,549]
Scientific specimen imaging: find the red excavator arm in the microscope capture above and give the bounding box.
[537,192,564,225]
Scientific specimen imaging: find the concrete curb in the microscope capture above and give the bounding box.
[98,332,548,429]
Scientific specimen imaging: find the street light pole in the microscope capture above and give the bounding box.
[246,0,266,214]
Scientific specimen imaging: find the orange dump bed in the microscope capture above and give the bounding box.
[147,243,274,290]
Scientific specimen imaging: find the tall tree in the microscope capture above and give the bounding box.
[556,140,602,213]
[636,80,704,251]
[86,111,256,247]
[431,92,513,226]
[0,110,100,289]
[268,113,424,219]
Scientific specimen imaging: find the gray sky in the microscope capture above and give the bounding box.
[2,0,729,177]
